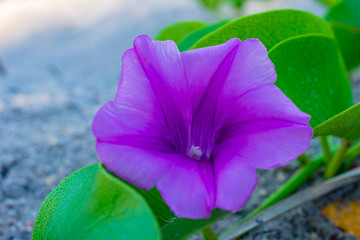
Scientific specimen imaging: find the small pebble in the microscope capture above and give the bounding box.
[276,170,287,182]
[310,233,318,240]
[48,136,58,146]
[45,177,55,186]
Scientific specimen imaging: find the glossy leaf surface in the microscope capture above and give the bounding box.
[316,0,342,6]
[326,0,360,28]
[331,22,360,70]
[192,9,333,50]
[33,164,160,240]
[178,19,229,51]
[314,103,360,141]
[197,0,221,9]
[155,21,208,43]
[325,0,360,70]
[269,34,353,128]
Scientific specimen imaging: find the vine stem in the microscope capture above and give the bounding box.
[297,154,310,165]
[320,136,332,165]
[343,141,360,170]
[202,226,218,240]
[324,140,351,179]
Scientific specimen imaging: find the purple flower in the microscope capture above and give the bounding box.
[92,34,312,219]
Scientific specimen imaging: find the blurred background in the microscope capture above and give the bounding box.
[0,0,349,239]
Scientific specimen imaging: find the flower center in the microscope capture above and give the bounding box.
[190,145,203,160]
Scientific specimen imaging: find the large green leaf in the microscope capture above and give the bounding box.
[197,0,246,10]
[325,0,360,70]
[191,9,333,51]
[197,0,222,9]
[325,0,360,28]
[314,103,360,141]
[178,19,230,51]
[268,34,353,128]
[155,21,208,44]
[33,162,229,240]
[33,164,160,240]
[226,0,246,8]
[331,22,360,70]
[316,0,342,6]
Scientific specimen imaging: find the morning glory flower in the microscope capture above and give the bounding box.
[92,34,312,219]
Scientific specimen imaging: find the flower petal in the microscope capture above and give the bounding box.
[181,38,241,112]
[214,39,277,133]
[96,143,174,190]
[93,101,175,190]
[133,35,187,101]
[216,83,312,169]
[93,102,216,218]
[92,101,171,148]
[216,122,312,169]
[157,158,215,219]
[214,152,257,212]
[115,48,165,127]
[183,39,241,154]
[133,34,192,153]
[223,39,277,98]
[223,84,310,127]
[181,39,276,153]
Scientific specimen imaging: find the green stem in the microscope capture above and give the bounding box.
[320,136,332,165]
[324,140,351,179]
[297,154,310,165]
[202,226,218,240]
[343,141,360,170]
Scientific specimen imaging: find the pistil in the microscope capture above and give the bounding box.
[190,145,203,160]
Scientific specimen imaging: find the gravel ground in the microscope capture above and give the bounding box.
[0,0,359,239]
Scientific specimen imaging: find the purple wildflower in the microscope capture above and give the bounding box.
[92,34,312,219]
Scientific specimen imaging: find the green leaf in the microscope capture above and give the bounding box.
[227,0,246,8]
[178,19,230,51]
[315,0,342,7]
[331,22,360,70]
[160,210,229,240]
[33,164,160,240]
[197,0,223,9]
[122,183,176,227]
[34,163,229,240]
[325,0,360,70]
[326,0,360,28]
[191,9,333,51]
[197,0,246,10]
[314,103,360,141]
[155,21,208,43]
[127,182,230,240]
[268,34,353,129]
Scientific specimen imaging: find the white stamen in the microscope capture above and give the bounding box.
[190,145,203,160]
